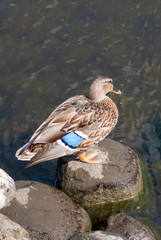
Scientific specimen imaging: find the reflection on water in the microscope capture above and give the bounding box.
[0,0,161,234]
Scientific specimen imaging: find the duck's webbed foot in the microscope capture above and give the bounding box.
[77,149,102,163]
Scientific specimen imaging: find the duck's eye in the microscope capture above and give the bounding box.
[108,79,112,83]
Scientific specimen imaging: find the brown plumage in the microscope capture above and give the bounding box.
[16,76,121,167]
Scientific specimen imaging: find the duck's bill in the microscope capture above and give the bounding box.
[110,86,121,94]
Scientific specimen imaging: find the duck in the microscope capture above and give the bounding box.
[16,76,121,168]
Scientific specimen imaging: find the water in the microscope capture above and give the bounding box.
[0,0,161,235]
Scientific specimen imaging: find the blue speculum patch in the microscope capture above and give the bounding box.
[61,132,85,148]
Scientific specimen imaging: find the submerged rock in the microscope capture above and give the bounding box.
[1,181,91,240]
[0,168,16,209]
[70,231,127,240]
[57,139,142,224]
[0,213,30,240]
[105,213,155,240]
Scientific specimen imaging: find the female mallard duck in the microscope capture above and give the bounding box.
[16,76,121,167]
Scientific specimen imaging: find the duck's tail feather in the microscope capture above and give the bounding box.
[24,141,77,168]
[15,142,46,161]
[16,131,88,167]
[15,143,34,161]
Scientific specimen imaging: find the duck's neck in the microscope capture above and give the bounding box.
[90,90,107,102]
[90,94,107,102]
[89,83,106,101]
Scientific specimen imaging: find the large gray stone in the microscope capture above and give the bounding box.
[0,213,31,240]
[70,231,128,240]
[0,169,16,209]
[1,181,91,240]
[106,213,155,240]
[57,139,142,223]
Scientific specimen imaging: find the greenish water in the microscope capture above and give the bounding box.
[1,0,161,236]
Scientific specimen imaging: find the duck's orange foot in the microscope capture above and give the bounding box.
[78,149,102,164]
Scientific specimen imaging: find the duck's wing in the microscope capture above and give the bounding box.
[16,95,97,160]
[28,95,88,143]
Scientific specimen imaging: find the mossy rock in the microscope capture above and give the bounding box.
[57,139,143,224]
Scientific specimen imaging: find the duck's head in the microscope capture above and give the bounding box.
[90,76,121,101]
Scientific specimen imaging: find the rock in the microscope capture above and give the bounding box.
[57,139,142,224]
[105,213,155,240]
[70,231,128,240]
[0,213,31,240]
[0,168,16,209]
[1,181,91,240]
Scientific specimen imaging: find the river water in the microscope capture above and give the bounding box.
[0,0,161,235]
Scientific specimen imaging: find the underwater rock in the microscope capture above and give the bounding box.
[70,231,127,240]
[105,213,155,240]
[0,213,31,240]
[1,181,91,240]
[0,169,16,209]
[57,139,142,224]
